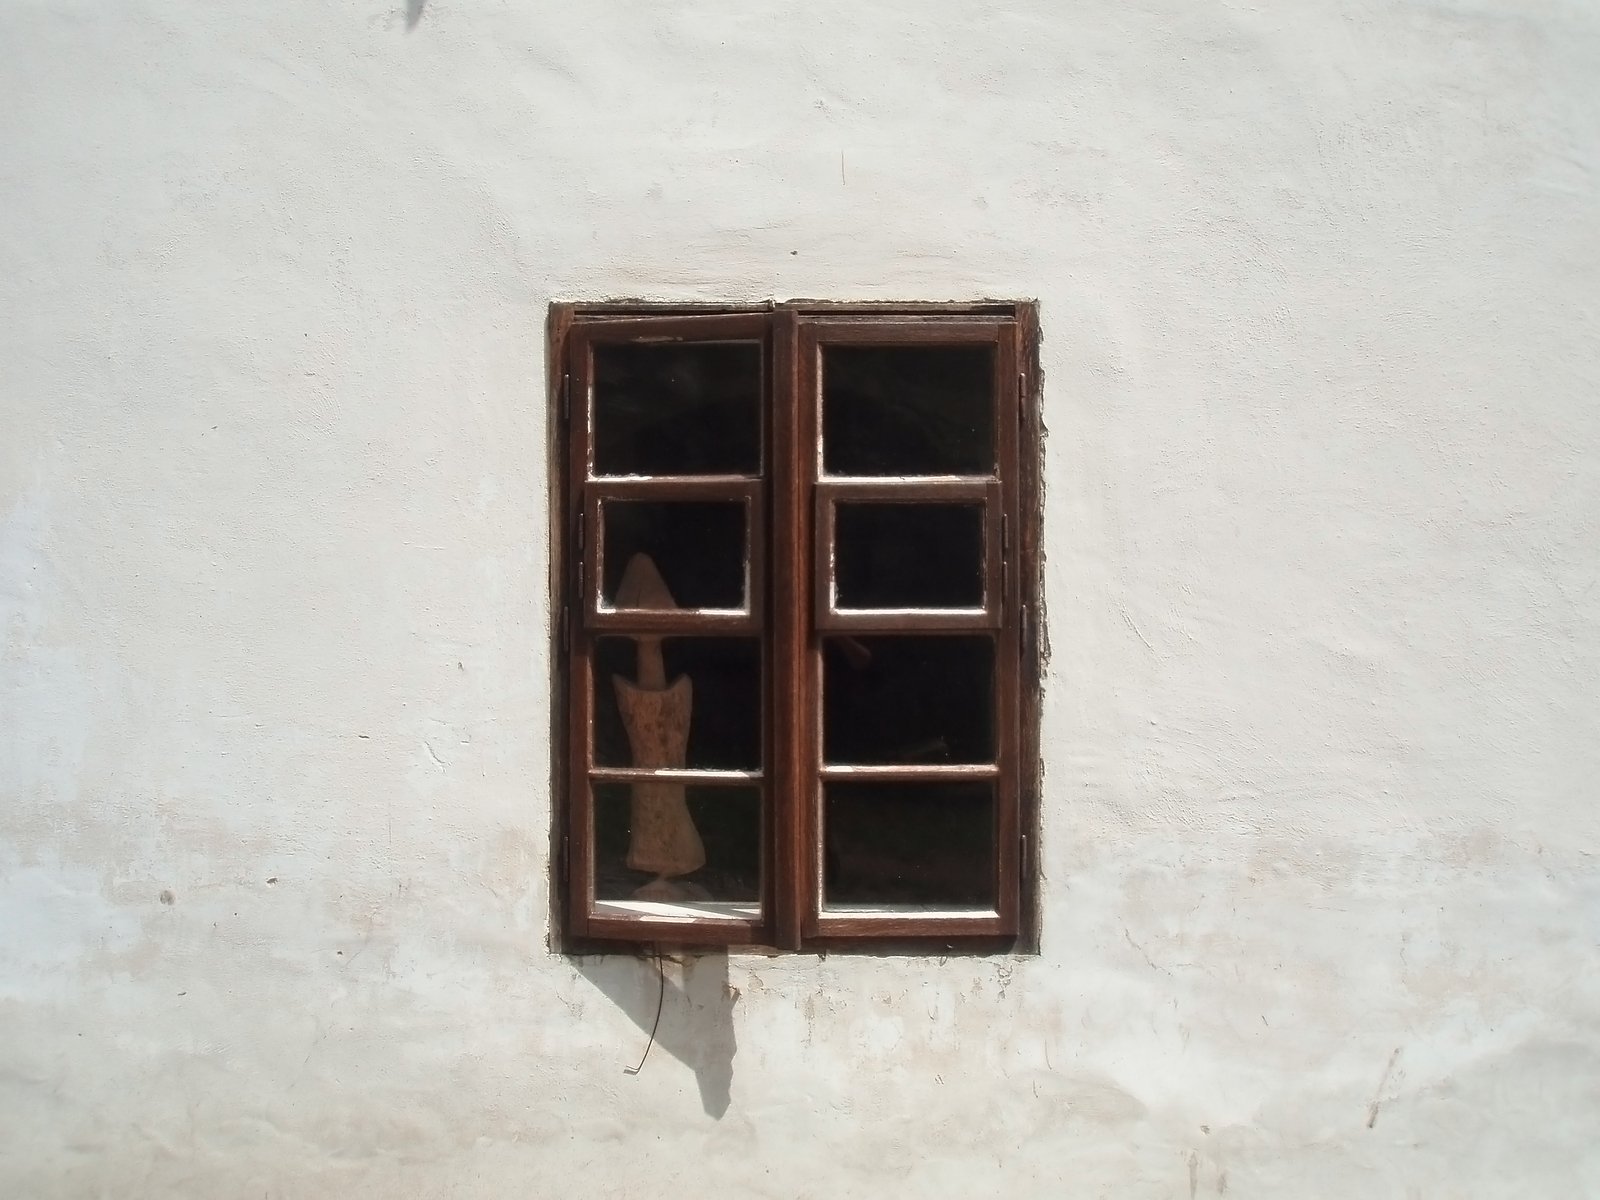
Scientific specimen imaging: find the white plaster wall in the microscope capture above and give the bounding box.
[3,1,1598,1195]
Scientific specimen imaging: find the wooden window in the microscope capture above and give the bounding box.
[551,302,1041,952]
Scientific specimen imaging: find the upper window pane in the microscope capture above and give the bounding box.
[592,342,762,476]
[822,345,995,476]
[835,502,984,609]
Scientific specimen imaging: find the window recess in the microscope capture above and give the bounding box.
[553,302,1039,952]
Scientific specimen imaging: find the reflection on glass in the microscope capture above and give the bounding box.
[835,503,983,609]
[823,782,994,909]
[595,784,762,904]
[601,500,747,611]
[823,636,993,765]
[594,637,762,770]
[593,342,762,476]
[822,345,994,476]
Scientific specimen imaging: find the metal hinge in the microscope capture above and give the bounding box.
[1021,833,1033,881]
[576,509,586,554]
[561,374,572,422]
[1001,513,1010,606]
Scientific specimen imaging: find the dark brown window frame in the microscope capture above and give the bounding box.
[549,300,1043,954]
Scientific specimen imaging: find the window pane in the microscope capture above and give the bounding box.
[593,637,762,770]
[822,345,994,476]
[593,343,761,476]
[823,636,993,765]
[823,782,994,910]
[595,783,761,906]
[834,502,983,609]
[601,499,747,611]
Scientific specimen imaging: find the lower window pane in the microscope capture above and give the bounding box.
[593,636,762,770]
[594,783,761,912]
[823,635,993,765]
[823,782,994,911]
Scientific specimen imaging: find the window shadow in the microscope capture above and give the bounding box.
[574,949,737,1119]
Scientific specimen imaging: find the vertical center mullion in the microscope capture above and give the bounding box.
[772,310,808,949]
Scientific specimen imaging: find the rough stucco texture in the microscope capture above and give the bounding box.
[3,1,1599,1196]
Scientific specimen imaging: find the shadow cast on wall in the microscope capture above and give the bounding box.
[404,0,425,29]
[576,950,738,1119]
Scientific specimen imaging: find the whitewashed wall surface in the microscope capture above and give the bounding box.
[3,1,1599,1196]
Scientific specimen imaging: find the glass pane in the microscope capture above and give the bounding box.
[823,636,993,765]
[822,345,994,476]
[593,637,761,770]
[593,342,761,476]
[834,503,983,609]
[595,783,761,906]
[601,500,747,611]
[823,782,994,910]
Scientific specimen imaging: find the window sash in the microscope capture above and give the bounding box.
[795,317,1023,943]
[812,479,1004,630]
[582,479,765,634]
[565,313,777,945]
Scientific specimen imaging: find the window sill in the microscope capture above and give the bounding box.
[592,898,761,923]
